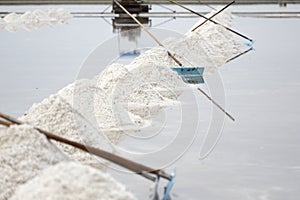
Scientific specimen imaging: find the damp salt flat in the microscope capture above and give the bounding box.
[1,4,300,200]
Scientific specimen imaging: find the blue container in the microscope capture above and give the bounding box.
[171,67,205,84]
[171,67,204,75]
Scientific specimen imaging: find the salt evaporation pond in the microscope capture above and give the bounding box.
[1,4,300,200]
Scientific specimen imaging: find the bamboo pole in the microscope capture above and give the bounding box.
[226,47,253,63]
[197,88,235,121]
[0,112,172,182]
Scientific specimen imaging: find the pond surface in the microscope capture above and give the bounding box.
[0,4,300,200]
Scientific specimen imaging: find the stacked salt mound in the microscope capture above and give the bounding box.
[20,80,113,170]
[21,63,184,169]
[0,124,67,199]
[132,10,241,74]
[11,162,137,200]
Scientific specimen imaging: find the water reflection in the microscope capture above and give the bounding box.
[112,0,151,56]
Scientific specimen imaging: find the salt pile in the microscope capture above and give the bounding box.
[11,162,137,200]
[20,80,113,170]
[0,8,72,32]
[20,9,242,169]
[132,10,241,73]
[0,124,68,199]
[20,62,184,168]
[94,63,184,126]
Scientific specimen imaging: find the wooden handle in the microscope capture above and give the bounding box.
[0,112,172,181]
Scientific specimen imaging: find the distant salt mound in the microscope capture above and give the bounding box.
[0,17,5,29]
[0,124,67,200]
[132,10,241,74]
[11,162,137,200]
[1,8,72,32]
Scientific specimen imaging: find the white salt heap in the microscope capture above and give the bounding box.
[11,162,137,200]
[3,13,21,32]
[20,62,184,168]
[20,80,113,170]
[94,63,184,126]
[1,8,72,32]
[132,10,241,73]
[20,9,242,169]
[0,124,68,199]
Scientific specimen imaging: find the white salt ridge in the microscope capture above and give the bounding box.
[21,10,242,168]
[11,162,137,200]
[3,13,21,32]
[94,62,183,121]
[20,82,113,170]
[20,62,184,167]
[1,8,72,32]
[132,10,241,74]
[0,124,68,200]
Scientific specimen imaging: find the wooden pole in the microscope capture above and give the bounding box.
[197,88,235,122]
[192,1,235,32]
[113,0,183,66]
[226,47,253,63]
[169,0,253,42]
[0,112,172,182]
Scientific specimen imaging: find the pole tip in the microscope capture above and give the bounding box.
[246,39,254,46]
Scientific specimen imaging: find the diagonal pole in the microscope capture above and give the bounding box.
[192,0,235,32]
[113,0,183,66]
[197,88,235,122]
[226,47,253,63]
[0,112,172,182]
[169,0,253,42]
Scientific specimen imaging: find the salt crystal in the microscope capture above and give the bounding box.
[11,162,137,200]
[0,124,67,199]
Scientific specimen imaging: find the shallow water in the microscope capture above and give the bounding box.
[1,4,300,200]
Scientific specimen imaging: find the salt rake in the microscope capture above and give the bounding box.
[0,112,175,200]
[114,0,235,121]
